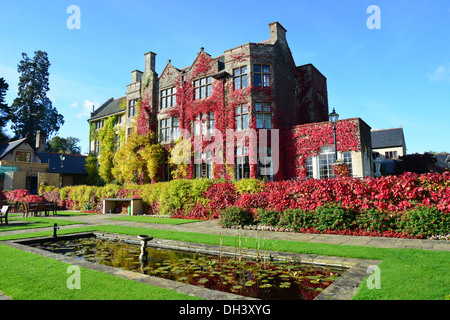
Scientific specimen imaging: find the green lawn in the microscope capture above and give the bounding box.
[0,216,84,232]
[1,224,448,300]
[0,244,199,300]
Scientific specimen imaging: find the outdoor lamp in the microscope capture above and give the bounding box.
[60,153,65,188]
[329,108,339,161]
[329,108,339,125]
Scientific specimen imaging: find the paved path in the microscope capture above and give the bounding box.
[2,213,449,252]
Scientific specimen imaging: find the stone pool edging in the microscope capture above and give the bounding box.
[3,232,382,300]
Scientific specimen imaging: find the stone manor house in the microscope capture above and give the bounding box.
[88,22,373,182]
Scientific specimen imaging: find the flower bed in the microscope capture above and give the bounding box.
[36,172,450,239]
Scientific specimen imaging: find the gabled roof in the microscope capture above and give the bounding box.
[89,96,126,121]
[37,152,87,175]
[0,138,28,159]
[371,128,405,149]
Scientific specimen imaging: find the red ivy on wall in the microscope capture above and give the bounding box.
[279,119,360,180]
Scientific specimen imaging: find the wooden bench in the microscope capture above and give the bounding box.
[0,205,10,225]
[23,202,57,217]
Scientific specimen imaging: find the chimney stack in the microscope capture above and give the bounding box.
[144,51,157,74]
[269,21,287,42]
[35,130,47,152]
[131,70,143,83]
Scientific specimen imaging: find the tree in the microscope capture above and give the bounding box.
[10,51,64,146]
[394,152,438,175]
[84,153,102,186]
[0,77,12,143]
[47,136,81,154]
[112,132,165,184]
[0,77,10,128]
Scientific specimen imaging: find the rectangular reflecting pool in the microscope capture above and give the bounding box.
[27,235,343,300]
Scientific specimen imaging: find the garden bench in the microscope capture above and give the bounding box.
[23,202,41,217]
[0,205,9,225]
[45,202,57,216]
[23,202,56,217]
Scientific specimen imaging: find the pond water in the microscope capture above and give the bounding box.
[29,237,342,300]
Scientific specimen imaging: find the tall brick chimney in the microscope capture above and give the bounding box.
[35,130,46,152]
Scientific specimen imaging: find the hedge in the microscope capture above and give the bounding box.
[219,204,450,239]
[21,172,449,239]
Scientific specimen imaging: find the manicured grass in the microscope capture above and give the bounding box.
[1,224,448,300]
[53,211,97,216]
[107,215,203,224]
[0,216,84,232]
[0,244,200,300]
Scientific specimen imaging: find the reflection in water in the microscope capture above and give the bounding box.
[29,237,342,300]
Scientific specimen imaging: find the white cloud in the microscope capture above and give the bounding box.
[76,99,99,118]
[429,63,450,82]
[69,101,78,109]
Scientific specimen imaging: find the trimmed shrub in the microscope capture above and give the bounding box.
[277,208,314,231]
[234,178,265,194]
[313,204,356,231]
[219,206,254,228]
[254,208,280,226]
[398,206,450,238]
[355,209,400,233]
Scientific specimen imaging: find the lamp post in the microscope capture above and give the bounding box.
[60,153,65,188]
[329,108,339,161]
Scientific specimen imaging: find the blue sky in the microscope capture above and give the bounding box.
[0,0,449,155]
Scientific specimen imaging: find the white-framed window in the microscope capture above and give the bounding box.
[306,156,314,179]
[305,147,353,179]
[342,151,353,176]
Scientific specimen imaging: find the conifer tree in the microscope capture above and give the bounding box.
[10,50,64,146]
